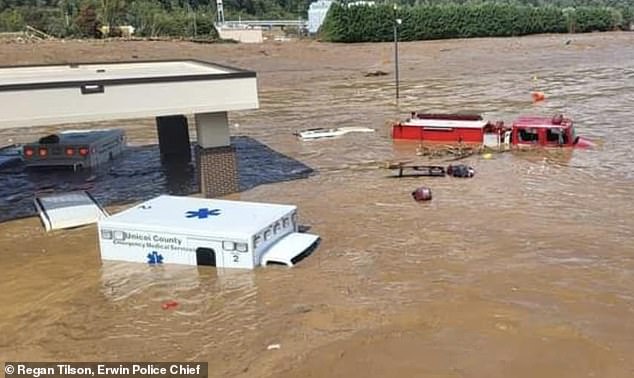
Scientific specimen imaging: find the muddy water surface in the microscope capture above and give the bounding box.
[0,33,633,377]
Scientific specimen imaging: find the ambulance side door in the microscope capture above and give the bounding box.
[187,238,224,267]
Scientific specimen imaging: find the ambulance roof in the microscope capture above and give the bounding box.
[100,195,296,238]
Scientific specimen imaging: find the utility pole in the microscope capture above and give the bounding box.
[188,3,197,38]
[298,4,302,39]
[216,0,225,25]
[393,4,401,101]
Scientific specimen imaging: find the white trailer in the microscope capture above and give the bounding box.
[34,191,109,231]
[98,195,320,269]
[23,129,126,169]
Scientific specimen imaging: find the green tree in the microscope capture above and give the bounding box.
[101,0,126,36]
[75,2,101,37]
[0,8,25,31]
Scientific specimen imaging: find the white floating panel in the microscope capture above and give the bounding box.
[34,191,108,231]
[296,126,375,140]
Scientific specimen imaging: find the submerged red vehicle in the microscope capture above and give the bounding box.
[392,112,595,149]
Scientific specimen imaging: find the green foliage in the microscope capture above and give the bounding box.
[622,6,633,27]
[125,1,218,37]
[0,0,631,39]
[0,8,25,31]
[321,2,624,42]
[101,0,125,36]
[125,0,163,36]
[75,2,101,37]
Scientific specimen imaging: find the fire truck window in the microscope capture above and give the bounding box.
[518,128,538,143]
[547,128,568,144]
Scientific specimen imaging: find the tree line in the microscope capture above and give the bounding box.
[0,0,632,39]
[320,1,633,42]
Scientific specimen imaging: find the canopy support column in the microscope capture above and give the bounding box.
[194,111,238,198]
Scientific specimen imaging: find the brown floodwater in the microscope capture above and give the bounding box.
[0,33,633,377]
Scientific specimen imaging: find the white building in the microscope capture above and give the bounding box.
[308,0,333,34]
[347,1,375,7]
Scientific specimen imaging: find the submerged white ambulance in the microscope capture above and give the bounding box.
[97,195,320,269]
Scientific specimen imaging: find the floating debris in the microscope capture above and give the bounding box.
[447,164,475,178]
[531,91,545,102]
[412,187,432,201]
[390,164,446,178]
[364,70,388,77]
[294,127,375,140]
[161,300,179,310]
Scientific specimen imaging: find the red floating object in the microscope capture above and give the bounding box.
[161,300,179,310]
[531,91,545,102]
[412,187,432,201]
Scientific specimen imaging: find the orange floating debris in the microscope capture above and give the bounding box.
[161,300,179,310]
[531,91,545,102]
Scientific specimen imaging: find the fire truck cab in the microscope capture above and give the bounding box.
[511,115,594,149]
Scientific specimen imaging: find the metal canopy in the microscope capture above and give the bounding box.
[0,59,259,129]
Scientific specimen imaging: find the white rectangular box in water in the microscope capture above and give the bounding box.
[23,128,125,169]
[34,191,109,231]
[97,195,320,269]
